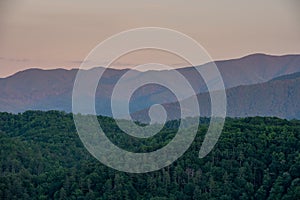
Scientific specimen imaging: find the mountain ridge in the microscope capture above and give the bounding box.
[0,53,299,118]
[133,72,300,122]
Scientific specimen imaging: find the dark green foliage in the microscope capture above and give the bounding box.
[0,111,299,199]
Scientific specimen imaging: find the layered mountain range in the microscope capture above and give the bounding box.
[133,72,300,122]
[0,54,299,119]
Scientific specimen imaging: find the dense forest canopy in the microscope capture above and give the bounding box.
[0,111,300,199]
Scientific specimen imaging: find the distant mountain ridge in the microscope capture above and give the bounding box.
[0,54,299,119]
[133,71,300,122]
[271,71,300,81]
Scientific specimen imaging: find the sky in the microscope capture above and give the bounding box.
[0,0,299,77]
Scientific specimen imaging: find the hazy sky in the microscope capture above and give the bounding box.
[0,0,299,77]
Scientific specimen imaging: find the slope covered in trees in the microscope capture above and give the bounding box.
[0,111,300,199]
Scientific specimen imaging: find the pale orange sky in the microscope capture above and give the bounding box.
[0,0,299,77]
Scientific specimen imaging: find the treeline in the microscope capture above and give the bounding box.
[0,111,299,199]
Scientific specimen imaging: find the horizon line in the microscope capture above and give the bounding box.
[1,52,300,79]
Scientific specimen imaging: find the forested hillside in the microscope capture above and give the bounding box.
[0,111,300,199]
